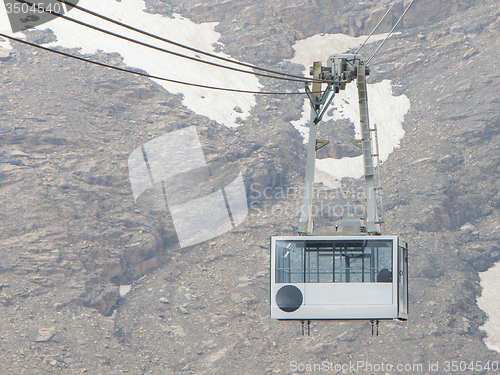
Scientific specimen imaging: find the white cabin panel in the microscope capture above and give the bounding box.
[304,283,393,305]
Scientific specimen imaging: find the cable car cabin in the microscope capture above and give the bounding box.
[270,235,408,321]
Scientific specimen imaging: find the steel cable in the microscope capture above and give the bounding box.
[15,0,329,85]
[0,33,326,95]
[52,0,325,83]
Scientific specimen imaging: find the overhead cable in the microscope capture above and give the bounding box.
[52,0,325,84]
[355,0,401,54]
[15,0,328,85]
[366,0,416,64]
[0,33,326,95]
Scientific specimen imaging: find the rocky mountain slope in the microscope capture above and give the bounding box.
[1,0,500,373]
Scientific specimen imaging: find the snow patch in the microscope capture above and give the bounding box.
[0,2,20,50]
[478,263,500,353]
[289,33,410,188]
[30,0,261,127]
[119,285,132,297]
[289,33,388,68]
[0,37,12,51]
[0,1,13,35]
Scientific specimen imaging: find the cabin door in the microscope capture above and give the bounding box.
[398,244,408,319]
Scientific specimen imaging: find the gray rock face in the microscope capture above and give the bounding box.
[1,0,500,373]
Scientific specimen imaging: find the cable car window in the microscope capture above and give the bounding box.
[276,239,392,283]
[276,241,304,283]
